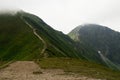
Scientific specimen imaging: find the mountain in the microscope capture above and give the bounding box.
[69,24,120,70]
[0,11,80,61]
[0,11,111,69]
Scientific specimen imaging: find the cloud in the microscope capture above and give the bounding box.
[0,0,120,33]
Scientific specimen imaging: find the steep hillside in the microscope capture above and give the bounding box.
[0,13,43,61]
[69,24,120,70]
[0,11,83,62]
[19,12,80,58]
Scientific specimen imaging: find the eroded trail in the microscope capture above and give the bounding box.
[20,16,47,55]
[0,61,102,80]
[24,20,47,54]
[33,29,47,54]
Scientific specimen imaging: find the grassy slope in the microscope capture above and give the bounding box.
[0,12,83,62]
[37,58,120,80]
[0,14,43,61]
[20,12,82,58]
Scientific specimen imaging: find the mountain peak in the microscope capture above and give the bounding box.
[68,23,106,41]
[69,24,120,70]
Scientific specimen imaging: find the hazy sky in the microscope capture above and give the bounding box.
[0,0,120,34]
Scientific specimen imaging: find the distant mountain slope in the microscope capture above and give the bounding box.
[68,24,120,70]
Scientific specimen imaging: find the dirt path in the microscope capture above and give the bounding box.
[21,17,47,55]
[33,29,47,54]
[0,61,103,80]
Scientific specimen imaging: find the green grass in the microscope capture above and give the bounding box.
[36,58,120,80]
[0,14,43,61]
[21,12,80,58]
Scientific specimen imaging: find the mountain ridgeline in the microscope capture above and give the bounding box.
[0,11,79,60]
[69,24,120,70]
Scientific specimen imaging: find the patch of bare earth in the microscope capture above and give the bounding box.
[0,61,102,80]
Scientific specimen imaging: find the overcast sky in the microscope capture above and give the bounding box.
[0,0,120,34]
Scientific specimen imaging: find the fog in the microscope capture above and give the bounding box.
[0,0,120,33]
